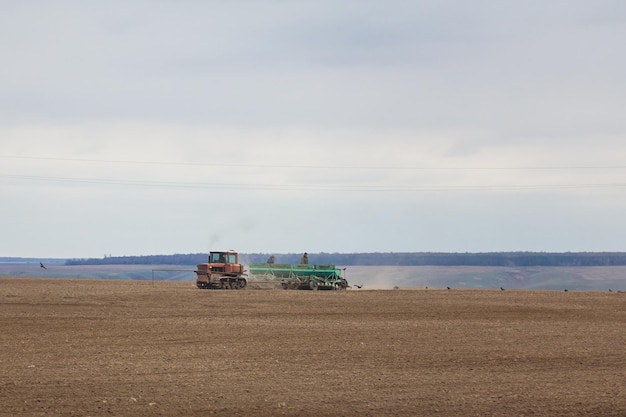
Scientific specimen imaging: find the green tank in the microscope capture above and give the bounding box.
[248,263,349,290]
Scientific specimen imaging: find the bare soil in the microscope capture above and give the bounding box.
[1,278,625,416]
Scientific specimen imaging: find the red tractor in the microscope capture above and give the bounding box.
[195,250,247,289]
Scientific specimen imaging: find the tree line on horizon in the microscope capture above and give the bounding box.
[63,252,626,267]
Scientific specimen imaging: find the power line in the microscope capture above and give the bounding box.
[2,154,626,171]
[2,173,625,192]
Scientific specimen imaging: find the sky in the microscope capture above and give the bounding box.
[1,1,626,258]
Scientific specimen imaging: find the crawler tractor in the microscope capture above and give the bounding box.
[195,250,247,289]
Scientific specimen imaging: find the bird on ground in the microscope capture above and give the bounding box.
[500,287,505,291]
[609,289,613,292]
[446,286,451,290]
[40,262,47,270]
[564,289,568,292]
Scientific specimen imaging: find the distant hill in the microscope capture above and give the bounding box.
[64,254,206,266]
[61,252,626,267]
[0,258,66,265]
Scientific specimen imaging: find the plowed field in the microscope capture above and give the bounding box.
[1,278,625,416]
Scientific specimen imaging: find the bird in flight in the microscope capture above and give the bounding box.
[40,262,47,269]
[354,284,363,289]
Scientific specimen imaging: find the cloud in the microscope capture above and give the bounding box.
[1,1,626,257]
[2,1,624,131]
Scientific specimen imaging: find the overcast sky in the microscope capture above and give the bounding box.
[2,1,626,259]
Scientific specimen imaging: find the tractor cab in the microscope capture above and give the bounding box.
[209,251,238,264]
[205,250,240,274]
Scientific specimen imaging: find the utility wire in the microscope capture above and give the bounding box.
[2,173,625,192]
[2,154,626,171]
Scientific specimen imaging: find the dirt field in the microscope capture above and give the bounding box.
[1,278,625,416]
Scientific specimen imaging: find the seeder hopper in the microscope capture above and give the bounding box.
[249,263,349,290]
